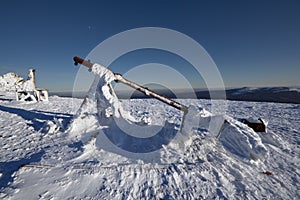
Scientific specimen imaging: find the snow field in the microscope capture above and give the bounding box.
[0,63,299,199]
[0,96,299,199]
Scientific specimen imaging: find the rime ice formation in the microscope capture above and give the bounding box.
[68,63,268,163]
[0,72,23,92]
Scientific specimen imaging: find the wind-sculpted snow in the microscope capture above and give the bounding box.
[0,72,23,92]
[0,96,299,198]
[69,62,268,164]
[69,63,195,163]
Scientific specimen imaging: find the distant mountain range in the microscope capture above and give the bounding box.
[115,87,300,104]
[2,71,298,104]
[51,87,300,104]
[201,87,300,104]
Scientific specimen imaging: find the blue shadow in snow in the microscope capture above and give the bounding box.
[0,98,13,102]
[67,141,84,152]
[0,105,73,132]
[101,117,178,154]
[0,150,45,190]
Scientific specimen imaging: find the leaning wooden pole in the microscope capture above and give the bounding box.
[73,56,188,113]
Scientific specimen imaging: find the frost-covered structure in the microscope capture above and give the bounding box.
[16,69,48,102]
[69,62,268,163]
[0,69,48,101]
[69,64,181,162]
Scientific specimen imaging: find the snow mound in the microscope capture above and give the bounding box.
[218,120,268,160]
[182,105,268,160]
[0,72,23,92]
[68,64,183,163]
[68,63,268,164]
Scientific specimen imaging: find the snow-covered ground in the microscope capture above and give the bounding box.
[0,92,299,199]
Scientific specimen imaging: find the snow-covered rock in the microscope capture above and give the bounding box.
[0,72,23,92]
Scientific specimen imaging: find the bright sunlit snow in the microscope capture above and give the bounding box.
[0,65,299,199]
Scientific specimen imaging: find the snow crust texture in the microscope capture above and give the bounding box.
[0,67,299,199]
[0,96,299,199]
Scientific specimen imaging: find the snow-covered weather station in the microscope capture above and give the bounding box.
[15,69,48,102]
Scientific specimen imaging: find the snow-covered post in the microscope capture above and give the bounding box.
[28,69,36,91]
[73,56,188,113]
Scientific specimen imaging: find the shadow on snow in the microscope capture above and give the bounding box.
[0,150,45,190]
[0,105,73,132]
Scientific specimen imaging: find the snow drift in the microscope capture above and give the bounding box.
[68,63,268,163]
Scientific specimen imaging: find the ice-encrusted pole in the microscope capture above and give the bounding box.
[73,56,189,113]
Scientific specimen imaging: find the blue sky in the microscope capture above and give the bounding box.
[0,0,299,91]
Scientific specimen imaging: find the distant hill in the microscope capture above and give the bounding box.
[224,87,300,104]
[51,87,300,104]
[115,87,300,104]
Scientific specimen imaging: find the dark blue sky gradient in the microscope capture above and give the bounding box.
[0,0,299,91]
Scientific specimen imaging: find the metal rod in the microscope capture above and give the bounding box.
[73,56,188,113]
[74,56,93,69]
